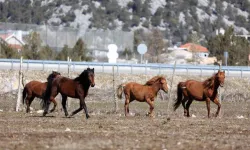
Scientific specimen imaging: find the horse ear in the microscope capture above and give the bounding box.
[92,68,94,72]
[160,78,166,84]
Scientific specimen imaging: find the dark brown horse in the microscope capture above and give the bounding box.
[117,76,168,117]
[22,71,61,113]
[173,70,225,118]
[43,68,95,119]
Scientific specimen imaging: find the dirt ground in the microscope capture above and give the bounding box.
[0,100,249,150]
[0,70,250,150]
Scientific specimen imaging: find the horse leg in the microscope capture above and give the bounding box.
[186,99,193,117]
[70,97,89,119]
[124,94,130,117]
[213,98,221,117]
[146,99,154,117]
[206,98,211,118]
[182,97,188,116]
[49,98,57,113]
[26,96,35,113]
[61,95,69,117]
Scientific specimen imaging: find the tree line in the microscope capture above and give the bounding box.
[0,31,92,61]
[1,27,250,66]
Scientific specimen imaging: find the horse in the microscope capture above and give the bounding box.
[42,68,95,119]
[173,70,225,118]
[117,76,168,117]
[22,71,61,113]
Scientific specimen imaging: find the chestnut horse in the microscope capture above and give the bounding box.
[43,68,95,119]
[22,71,61,113]
[117,76,168,117]
[173,70,225,118]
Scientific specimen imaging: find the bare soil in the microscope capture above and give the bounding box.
[0,70,250,150]
[0,100,249,150]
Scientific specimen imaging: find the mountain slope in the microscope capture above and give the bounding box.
[0,0,250,45]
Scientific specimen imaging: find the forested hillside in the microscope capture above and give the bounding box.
[1,0,250,45]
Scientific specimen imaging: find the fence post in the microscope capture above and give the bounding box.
[16,57,23,111]
[167,61,176,118]
[130,64,133,74]
[241,68,243,78]
[113,66,118,112]
[11,60,13,70]
[67,57,71,108]
[159,65,161,75]
[42,61,45,71]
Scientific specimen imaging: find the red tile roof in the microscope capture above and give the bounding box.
[180,43,209,53]
[0,33,12,40]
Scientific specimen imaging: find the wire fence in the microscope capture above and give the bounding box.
[0,22,134,52]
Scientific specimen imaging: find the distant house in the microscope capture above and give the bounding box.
[180,43,209,58]
[0,30,25,52]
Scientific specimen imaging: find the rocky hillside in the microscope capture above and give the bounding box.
[1,0,250,45]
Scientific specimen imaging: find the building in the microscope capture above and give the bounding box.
[0,30,25,52]
[180,43,209,58]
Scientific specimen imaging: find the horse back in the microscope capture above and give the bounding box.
[53,77,79,98]
[25,81,47,97]
[124,82,154,101]
[184,80,205,100]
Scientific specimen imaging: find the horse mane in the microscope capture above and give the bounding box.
[145,76,163,85]
[47,71,60,81]
[74,68,89,82]
[42,71,61,109]
[202,73,217,88]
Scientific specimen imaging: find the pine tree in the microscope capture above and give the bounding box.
[22,31,42,60]
[72,38,91,61]
[207,26,250,66]
[56,45,70,60]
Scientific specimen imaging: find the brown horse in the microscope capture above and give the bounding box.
[22,71,61,113]
[117,76,168,117]
[173,70,225,118]
[43,68,95,119]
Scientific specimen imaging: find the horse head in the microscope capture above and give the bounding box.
[52,71,61,78]
[216,70,225,87]
[159,77,169,93]
[86,68,95,87]
[47,71,61,81]
[145,76,168,93]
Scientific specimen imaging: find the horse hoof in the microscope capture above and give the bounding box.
[43,112,47,117]
[65,113,69,117]
[86,115,90,119]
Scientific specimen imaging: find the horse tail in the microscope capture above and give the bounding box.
[173,82,183,111]
[117,84,125,99]
[42,80,53,109]
[22,86,27,105]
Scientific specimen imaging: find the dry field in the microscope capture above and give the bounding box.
[0,70,249,150]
